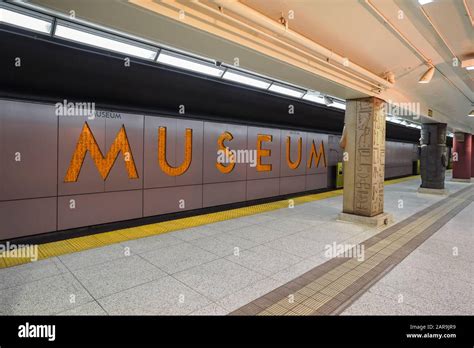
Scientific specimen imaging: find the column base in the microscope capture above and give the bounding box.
[417,187,449,195]
[450,178,472,183]
[337,212,394,228]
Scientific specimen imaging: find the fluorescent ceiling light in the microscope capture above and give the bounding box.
[418,66,435,83]
[0,7,52,34]
[418,0,433,5]
[461,58,474,70]
[54,23,157,60]
[222,70,271,89]
[268,83,305,98]
[302,92,326,104]
[157,50,224,77]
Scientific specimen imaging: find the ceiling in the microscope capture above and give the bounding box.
[23,0,474,132]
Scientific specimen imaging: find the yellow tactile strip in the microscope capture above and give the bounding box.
[0,175,419,269]
[230,185,473,316]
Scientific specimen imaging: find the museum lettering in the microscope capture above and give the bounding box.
[65,121,327,182]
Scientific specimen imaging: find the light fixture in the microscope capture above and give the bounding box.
[323,96,334,106]
[0,6,53,34]
[222,70,271,89]
[157,50,224,77]
[54,22,158,60]
[418,0,433,5]
[468,109,474,117]
[302,91,326,105]
[331,100,346,110]
[418,65,435,84]
[461,58,474,71]
[268,83,305,98]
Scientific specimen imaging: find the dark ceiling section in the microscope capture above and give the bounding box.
[0,27,421,143]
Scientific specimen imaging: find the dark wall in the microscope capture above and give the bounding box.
[0,27,422,142]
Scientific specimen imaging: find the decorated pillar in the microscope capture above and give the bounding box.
[418,123,448,193]
[338,97,393,226]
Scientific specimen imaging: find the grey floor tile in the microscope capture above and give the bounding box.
[173,259,265,301]
[0,257,68,290]
[189,303,228,316]
[207,219,254,232]
[261,219,311,234]
[270,256,327,283]
[190,234,258,257]
[120,233,182,254]
[169,225,215,242]
[141,242,218,274]
[228,224,289,244]
[264,235,327,258]
[72,255,167,299]
[0,272,93,315]
[98,276,211,315]
[216,277,285,312]
[341,292,421,315]
[57,301,108,315]
[59,244,127,271]
[225,245,303,276]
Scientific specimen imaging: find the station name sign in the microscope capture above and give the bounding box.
[64,121,327,183]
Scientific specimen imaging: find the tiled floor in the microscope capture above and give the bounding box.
[0,174,472,315]
[342,202,474,315]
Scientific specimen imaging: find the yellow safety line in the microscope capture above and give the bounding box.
[0,175,420,269]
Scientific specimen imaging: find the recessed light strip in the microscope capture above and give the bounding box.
[222,70,271,89]
[54,22,158,60]
[0,6,53,34]
[3,3,419,117]
[268,83,306,98]
[157,50,224,77]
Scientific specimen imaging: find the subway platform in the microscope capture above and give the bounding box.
[0,172,472,316]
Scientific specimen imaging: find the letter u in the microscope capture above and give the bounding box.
[158,127,193,176]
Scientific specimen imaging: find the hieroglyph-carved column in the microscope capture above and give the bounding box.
[342,97,386,217]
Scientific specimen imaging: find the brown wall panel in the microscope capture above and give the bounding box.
[246,178,280,201]
[280,130,307,177]
[0,197,57,240]
[280,175,306,195]
[0,100,57,201]
[144,116,203,188]
[203,122,247,183]
[305,173,327,191]
[247,126,281,180]
[143,185,202,217]
[306,133,329,175]
[57,190,142,230]
[58,114,106,196]
[203,181,247,207]
[105,112,144,192]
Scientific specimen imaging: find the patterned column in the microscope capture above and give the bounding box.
[420,123,448,188]
[342,97,386,217]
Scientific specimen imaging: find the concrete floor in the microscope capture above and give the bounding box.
[0,173,472,315]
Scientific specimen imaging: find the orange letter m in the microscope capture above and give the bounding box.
[64,122,138,182]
